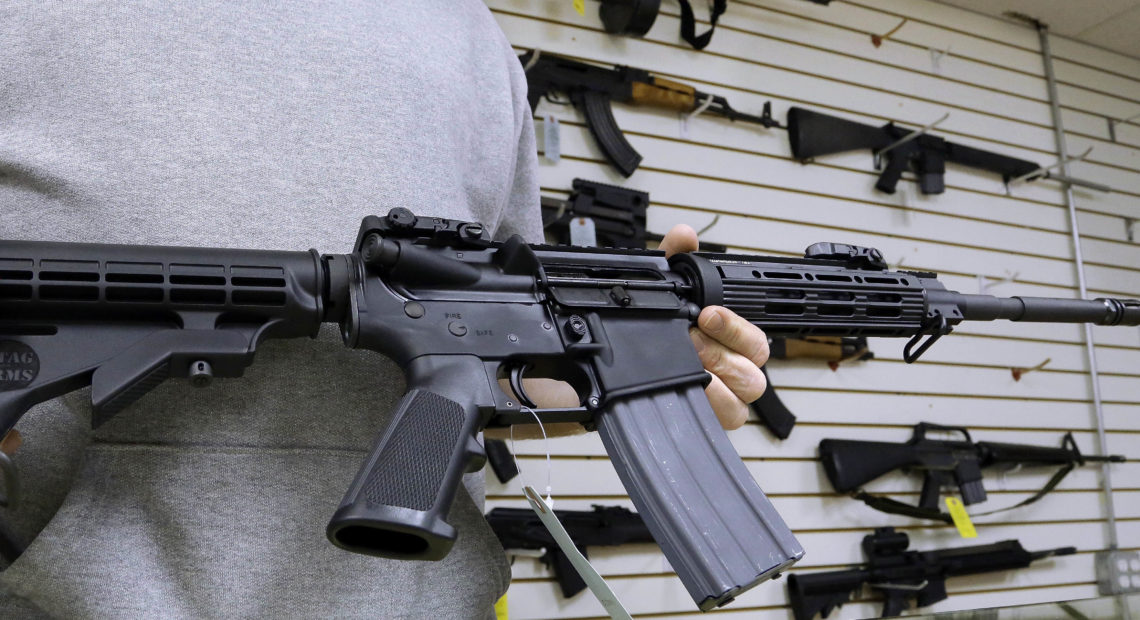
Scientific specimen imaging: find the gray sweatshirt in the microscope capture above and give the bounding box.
[0,2,541,617]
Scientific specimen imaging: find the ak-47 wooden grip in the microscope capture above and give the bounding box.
[631,77,697,111]
[778,337,847,361]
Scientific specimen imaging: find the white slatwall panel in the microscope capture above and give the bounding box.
[484,1,1140,618]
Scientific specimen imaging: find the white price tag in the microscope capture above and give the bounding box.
[543,114,561,163]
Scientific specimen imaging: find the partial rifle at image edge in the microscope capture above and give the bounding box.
[787,526,1077,619]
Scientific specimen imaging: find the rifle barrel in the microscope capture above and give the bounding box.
[933,291,1140,326]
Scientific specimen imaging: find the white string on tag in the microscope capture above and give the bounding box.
[522,49,542,72]
[679,94,714,139]
[509,405,553,507]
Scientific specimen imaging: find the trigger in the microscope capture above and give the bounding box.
[508,364,538,409]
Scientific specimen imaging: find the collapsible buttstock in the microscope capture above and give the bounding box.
[596,380,803,610]
[786,569,866,620]
[787,107,891,160]
[819,439,925,492]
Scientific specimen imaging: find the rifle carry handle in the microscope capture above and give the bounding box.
[596,379,803,610]
[327,355,487,561]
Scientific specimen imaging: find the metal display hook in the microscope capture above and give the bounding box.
[1107,110,1140,142]
[874,113,949,170]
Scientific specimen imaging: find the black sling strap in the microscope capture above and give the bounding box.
[677,0,727,50]
[851,462,1077,524]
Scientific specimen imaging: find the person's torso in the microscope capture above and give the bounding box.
[0,3,538,617]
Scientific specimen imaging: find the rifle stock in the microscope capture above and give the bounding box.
[818,440,924,493]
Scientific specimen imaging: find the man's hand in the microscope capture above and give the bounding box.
[659,224,769,430]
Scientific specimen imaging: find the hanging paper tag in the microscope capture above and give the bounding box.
[569,216,597,247]
[543,115,561,163]
[523,486,633,620]
[572,0,585,16]
[945,497,977,538]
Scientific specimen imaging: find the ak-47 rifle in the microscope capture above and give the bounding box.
[3,210,1139,608]
[788,527,1076,619]
[522,50,782,176]
[819,422,1125,522]
[486,505,654,597]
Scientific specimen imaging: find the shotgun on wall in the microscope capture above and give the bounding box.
[521,50,783,176]
[3,209,1139,608]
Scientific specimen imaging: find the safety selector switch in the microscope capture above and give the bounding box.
[804,242,888,270]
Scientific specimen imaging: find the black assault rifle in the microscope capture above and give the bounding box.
[820,422,1126,522]
[522,50,782,176]
[787,106,1068,195]
[3,210,1139,608]
[487,505,654,597]
[788,527,1076,619]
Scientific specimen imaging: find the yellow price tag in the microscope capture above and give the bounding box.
[573,0,585,16]
[945,497,977,538]
[494,593,509,620]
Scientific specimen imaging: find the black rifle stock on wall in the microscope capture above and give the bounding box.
[3,210,1139,608]
[786,106,1041,195]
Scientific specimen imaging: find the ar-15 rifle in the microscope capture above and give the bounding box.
[819,422,1126,522]
[786,106,1104,195]
[522,50,782,176]
[487,505,654,597]
[3,210,1139,608]
[788,527,1076,619]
